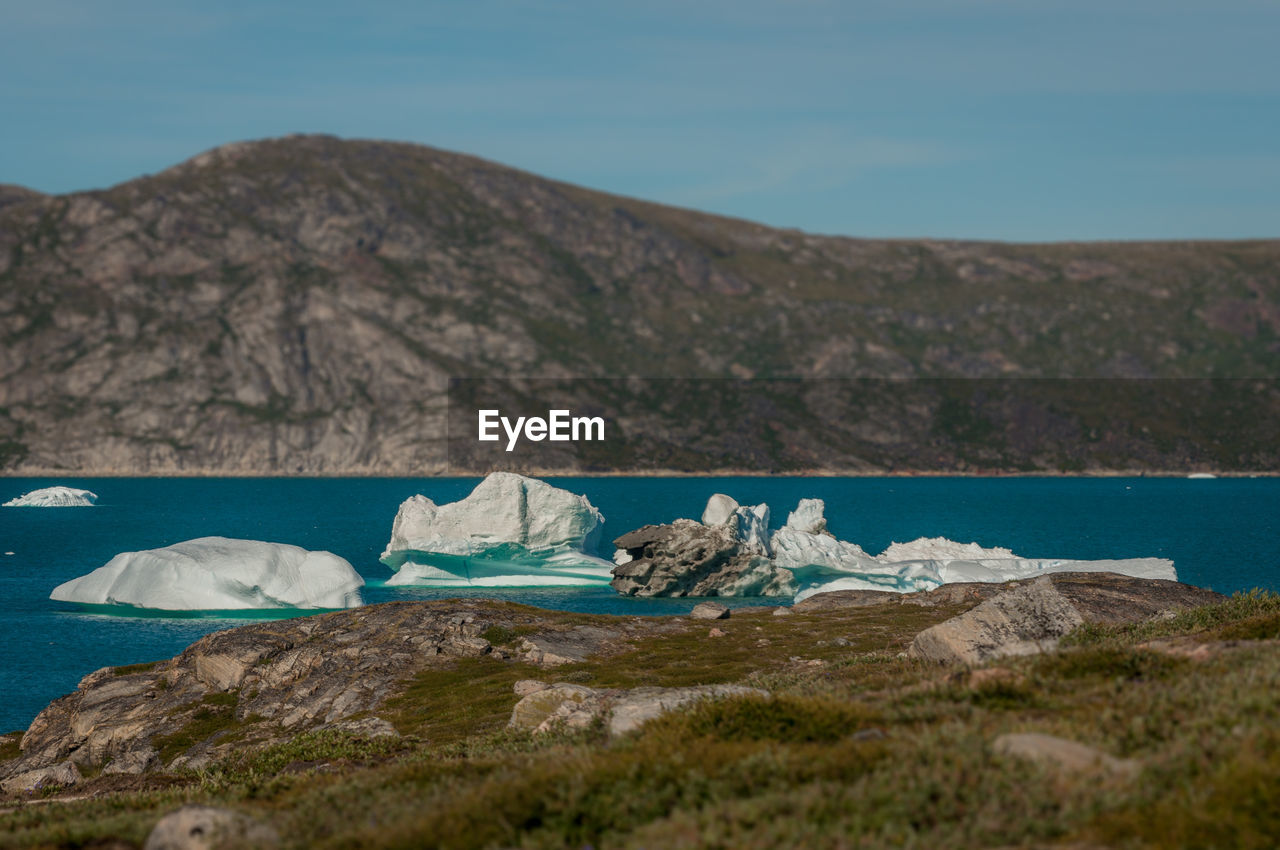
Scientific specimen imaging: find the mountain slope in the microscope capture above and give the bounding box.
[0,135,1277,473]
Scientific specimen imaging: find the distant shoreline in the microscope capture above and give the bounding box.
[2,469,1275,479]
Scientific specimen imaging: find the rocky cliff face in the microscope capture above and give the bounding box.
[2,135,1277,473]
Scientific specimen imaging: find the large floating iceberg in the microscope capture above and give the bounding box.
[381,472,613,587]
[4,486,98,507]
[50,537,365,610]
[680,493,1177,601]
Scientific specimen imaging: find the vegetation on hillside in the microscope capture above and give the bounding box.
[0,136,1277,473]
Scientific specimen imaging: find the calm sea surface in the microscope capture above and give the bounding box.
[1,476,1277,731]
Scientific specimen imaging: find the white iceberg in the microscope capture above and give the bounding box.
[711,497,1181,602]
[701,493,740,527]
[50,537,364,610]
[782,498,827,535]
[877,537,1017,563]
[381,472,612,587]
[4,486,98,507]
[795,555,1178,601]
[698,494,771,556]
[771,499,878,575]
[729,502,772,556]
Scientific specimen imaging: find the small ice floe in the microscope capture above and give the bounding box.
[4,486,98,507]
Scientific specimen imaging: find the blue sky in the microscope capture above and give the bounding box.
[2,0,1278,241]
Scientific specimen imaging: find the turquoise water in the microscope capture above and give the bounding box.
[1,476,1277,732]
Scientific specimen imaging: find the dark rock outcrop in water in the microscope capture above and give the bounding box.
[1,135,1278,474]
[610,520,796,597]
[908,572,1226,664]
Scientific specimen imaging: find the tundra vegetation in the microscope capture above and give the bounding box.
[2,589,1279,848]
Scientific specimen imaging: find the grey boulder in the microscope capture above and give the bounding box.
[611,520,795,597]
[508,681,769,737]
[690,602,730,620]
[909,572,1225,665]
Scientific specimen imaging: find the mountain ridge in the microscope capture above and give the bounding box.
[1,134,1277,474]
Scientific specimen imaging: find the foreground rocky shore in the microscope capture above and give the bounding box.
[2,571,1276,849]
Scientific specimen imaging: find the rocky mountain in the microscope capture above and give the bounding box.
[1,134,1277,473]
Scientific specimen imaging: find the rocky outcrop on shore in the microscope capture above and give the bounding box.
[0,601,631,789]
[0,571,1233,797]
[908,572,1226,664]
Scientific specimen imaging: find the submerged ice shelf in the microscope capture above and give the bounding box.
[381,472,613,588]
[4,486,98,507]
[385,552,613,588]
[50,537,365,611]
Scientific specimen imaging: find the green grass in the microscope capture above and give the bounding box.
[479,625,518,646]
[382,657,542,742]
[225,730,409,777]
[0,733,21,763]
[1215,611,1280,641]
[152,692,245,764]
[651,693,881,743]
[113,661,159,676]
[1065,589,1280,647]
[1032,645,1188,682]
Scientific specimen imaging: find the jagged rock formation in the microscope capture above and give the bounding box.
[1,135,1278,473]
[610,520,796,597]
